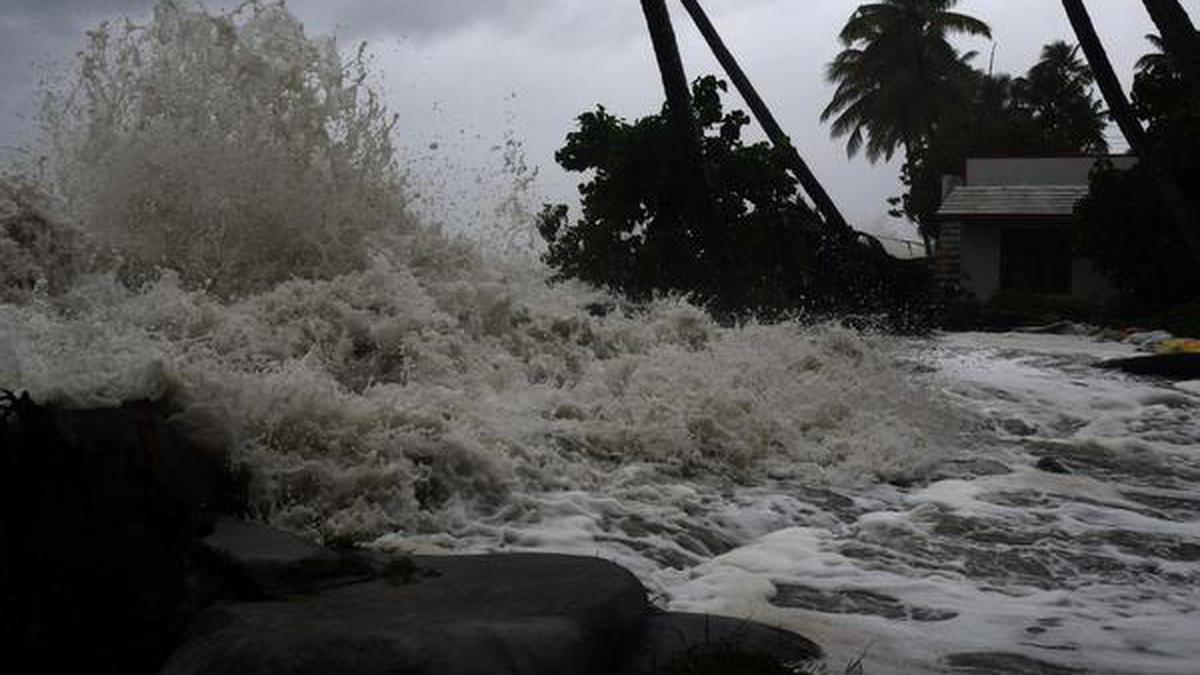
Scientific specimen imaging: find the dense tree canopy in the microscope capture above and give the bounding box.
[539,77,928,325]
[1013,41,1108,154]
[1075,34,1200,313]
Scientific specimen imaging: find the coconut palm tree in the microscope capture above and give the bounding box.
[1136,34,1170,73]
[1013,41,1108,153]
[1061,0,1200,264]
[1141,0,1200,94]
[822,0,991,163]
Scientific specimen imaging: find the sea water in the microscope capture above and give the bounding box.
[2,3,1198,672]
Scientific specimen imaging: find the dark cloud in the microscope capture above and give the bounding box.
[0,0,1173,231]
[294,0,553,41]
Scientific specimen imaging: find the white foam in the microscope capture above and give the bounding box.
[4,2,1198,672]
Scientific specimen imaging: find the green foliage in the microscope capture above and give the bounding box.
[823,0,990,162]
[893,71,1043,237]
[1011,41,1108,154]
[824,4,1106,247]
[1075,43,1200,314]
[1076,164,1200,314]
[539,77,930,326]
[896,42,1108,243]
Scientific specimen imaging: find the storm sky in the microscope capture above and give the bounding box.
[0,1,1172,243]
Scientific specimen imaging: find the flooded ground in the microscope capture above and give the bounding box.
[647,332,1200,674]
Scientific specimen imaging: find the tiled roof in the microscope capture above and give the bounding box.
[936,185,1090,218]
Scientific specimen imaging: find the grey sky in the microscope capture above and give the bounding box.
[0,1,1176,244]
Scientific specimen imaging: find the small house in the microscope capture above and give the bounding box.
[933,156,1136,303]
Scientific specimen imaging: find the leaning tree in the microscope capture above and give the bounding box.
[1061,0,1200,264]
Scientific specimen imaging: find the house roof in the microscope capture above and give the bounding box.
[936,185,1090,219]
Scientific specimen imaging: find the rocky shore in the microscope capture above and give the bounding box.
[0,393,823,674]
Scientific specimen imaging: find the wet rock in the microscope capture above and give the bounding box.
[163,553,649,675]
[196,518,377,597]
[0,396,232,674]
[1035,457,1071,474]
[613,612,822,675]
[770,584,956,622]
[944,651,1083,674]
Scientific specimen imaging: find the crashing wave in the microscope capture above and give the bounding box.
[0,0,954,546]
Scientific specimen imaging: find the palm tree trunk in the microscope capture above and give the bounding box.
[1062,0,1200,264]
[1141,1,1200,96]
[639,0,726,274]
[676,0,851,233]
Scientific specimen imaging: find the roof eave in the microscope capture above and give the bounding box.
[931,212,1076,222]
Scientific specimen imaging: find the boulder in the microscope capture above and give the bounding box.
[162,553,649,675]
[0,395,224,673]
[613,612,823,674]
[195,517,376,598]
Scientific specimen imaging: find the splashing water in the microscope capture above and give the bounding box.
[3,2,1198,673]
[35,0,411,297]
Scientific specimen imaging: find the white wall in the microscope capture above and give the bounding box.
[956,221,1118,302]
[966,157,1138,186]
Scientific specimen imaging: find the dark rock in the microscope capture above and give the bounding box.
[195,517,380,598]
[162,553,649,675]
[614,612,820,672]
[613,612,822,675]
[770,583,956,622]
[1035,457,1071,474]
[1097,354,1200,380]
[202,518,335,569]
[944,651,1083,674]
[0,395,231,674]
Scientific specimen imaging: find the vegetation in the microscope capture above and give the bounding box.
[1012,41,1108,153]
[822,0,990,164]
[822,0,990,252]
[1075,32,1200,315]
[1063,0,1200,266]
[886,41,1108,244]
[537,77,930,326]
[824,3,1111,252]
